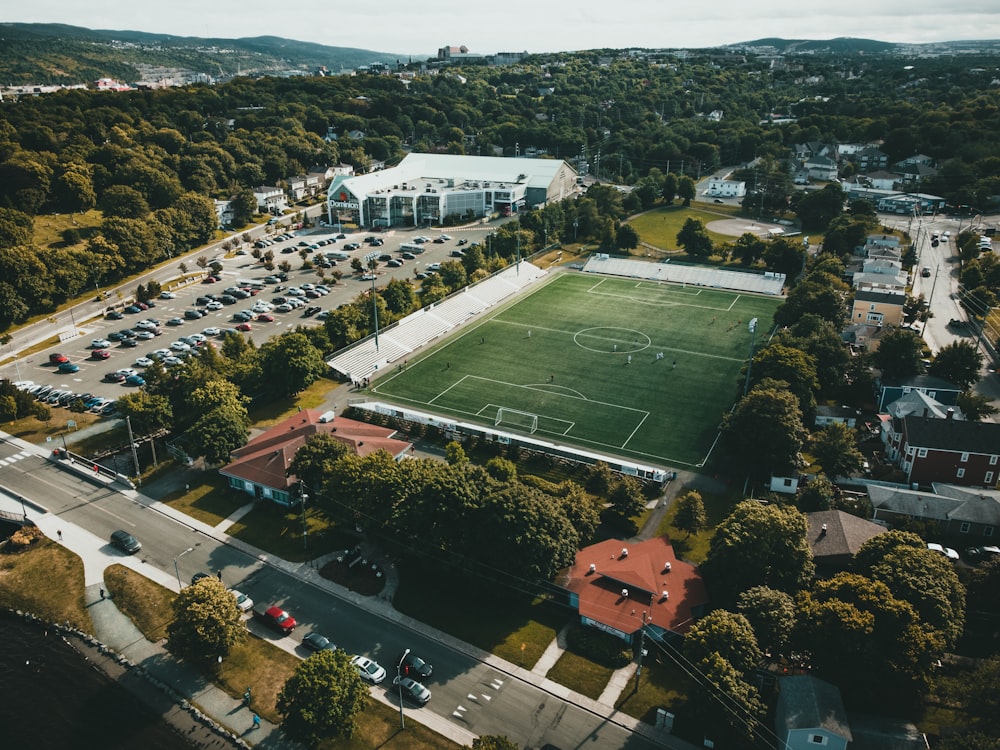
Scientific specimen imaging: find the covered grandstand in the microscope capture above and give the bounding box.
[582,256,785,295]
[327,262,548,381]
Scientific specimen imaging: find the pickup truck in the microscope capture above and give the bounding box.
[253,605,297,635]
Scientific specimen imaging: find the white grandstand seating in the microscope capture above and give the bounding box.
[582,256,784,295]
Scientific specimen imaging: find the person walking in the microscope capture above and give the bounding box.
[57,529,63,541]
[251,713,261,730]
[243,688,252,705]
[99,588,105,600]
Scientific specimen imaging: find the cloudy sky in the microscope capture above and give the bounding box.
[5,1,999,55]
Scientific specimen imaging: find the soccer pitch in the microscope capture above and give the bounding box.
[370,272,782,467]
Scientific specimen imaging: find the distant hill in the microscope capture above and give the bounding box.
[0,23,409,85]
[730,36,1000,54]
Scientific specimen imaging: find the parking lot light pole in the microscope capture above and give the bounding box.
[396,648,410,729]
[173,546,194,591]
[364,252,380,351]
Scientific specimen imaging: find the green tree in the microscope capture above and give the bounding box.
[188,408,250,464]
[957,390,1000,422]
[773,271,848,328]
[605,476,645,530]
[673,490,706,538]
[471,737,520,750]
[115,390,173,433]
[685,651,765,743]
[287,433,351,490]
[99,185,150,219]
[676,217,713,257]
[259,332,328,397]
[720,382,807,476]
[445,441,469,465]
[929,340,984,390]
[762,238,807,278]
[872,327,925,380]
[166,577,246,664]
[683,609,762,676]
[737,586,796,655]
[380,277,415,316]
[615,223,640,250]
[795,183,845,230]
[746,343,819,418]
[731,233,766,266]
[810,422,864,478]
[796,474,835,511]
[676,174,696,205]
[277,649,368,744]
[702,500,815,605]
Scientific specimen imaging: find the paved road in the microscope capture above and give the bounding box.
[0,437,678,750]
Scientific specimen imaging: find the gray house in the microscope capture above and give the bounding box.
[775,675,852,750]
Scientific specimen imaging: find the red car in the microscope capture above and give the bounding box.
[236,322,253,331]
[91,349,111,360]
[202,275,219,284]
[257,314,274,322]
[49,353,70,364]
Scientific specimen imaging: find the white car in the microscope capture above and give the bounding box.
[188,333,207,344]
[276,303,293,313]
[115,368,138,378]
[350,655,386,684]
[135,320,158,331]
[927,543,960,561]
[206,301,223,311]
[230,589,254,612]
[134,357,154,368]
[90,338,112,349]
[170,341,191,352]
[135,330,156,340]
[202,327,221,336]
[159,291,176,299]
[163,356,183,366]
[251,301,274,313]
[151,348,171,360]
[300,283,315,291]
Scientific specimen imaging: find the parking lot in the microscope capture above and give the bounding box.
[5,222,499,410]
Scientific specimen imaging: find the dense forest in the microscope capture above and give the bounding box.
[1,46,1000,330]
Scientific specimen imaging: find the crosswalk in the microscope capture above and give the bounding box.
[0,450,31,466]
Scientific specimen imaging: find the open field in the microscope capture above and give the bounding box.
[372,272,781,468]
[628,204,744,250]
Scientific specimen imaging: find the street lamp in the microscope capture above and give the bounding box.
[364,252,380,351]
[173,546,194,590]
[396,648,410,729]
[299,482,309,551]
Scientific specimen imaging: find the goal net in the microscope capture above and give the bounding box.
[494,407,539,434]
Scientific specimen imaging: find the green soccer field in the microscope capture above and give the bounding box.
[370,272,782,467]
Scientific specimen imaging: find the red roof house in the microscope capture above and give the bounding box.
[561,537,709,644]
[220,409,412,506]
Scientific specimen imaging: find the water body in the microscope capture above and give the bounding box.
[0,611,196,750]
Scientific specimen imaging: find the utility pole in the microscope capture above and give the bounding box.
[364,252,380,351]
[635,611,648,691]
[125,416,141,485]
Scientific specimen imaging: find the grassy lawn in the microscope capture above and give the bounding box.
[0,536,93,634]
[615,652,696,724]
[372,273,780,468]
[1,408,101,444]
[33,209,103,248]
[250,376,342,427]
[546,650,615,700]
[394,567,569,667]
[103,564,175,641]
[159,472,247,527]
[629,204,744,250]
[226,503,352,563]
[656,485,738,563]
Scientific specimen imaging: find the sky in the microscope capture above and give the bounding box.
[5,1,1000,56]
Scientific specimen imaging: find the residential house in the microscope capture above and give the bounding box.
[881,415,1000,487]
[706,178,747,198]
[804,154,838,182]
[867,483,1000,539]
[845,713,929,750]
[775,675,852,750]
[330,163,355,177]
[213,199,234,229]
[863,170,900,190]
[896,153,935,168]
[287,174,322,201]
[894,162,938,187]
[558,537,708,645]
[220,409,412,506]
[814,405,858,428]
[851,257,907,290]
[850,285,906,327]
[885,389,965,421]
[875,374,962,412]
[841,322,888,352]
[793,142,835,161]
[850,147,889,172]
[252,185,287,215]
[806,510,887,572]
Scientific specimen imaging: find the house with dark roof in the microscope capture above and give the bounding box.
[851,285,905,327]
[220,409,412,506]
[875,374,962,411]
[881,414,1000,487]
[868,483,1000,539]
[558,537,708,645]
[775,675,852,750]
[884,389,965,421]
[806,510,887,571]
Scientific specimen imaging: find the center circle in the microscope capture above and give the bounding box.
[573,327,651,354]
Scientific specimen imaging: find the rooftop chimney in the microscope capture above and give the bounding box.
[946,408,954,420]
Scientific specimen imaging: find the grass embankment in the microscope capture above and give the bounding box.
[628,203,743,251]
[656,486,738,563]
[0,537,93,634]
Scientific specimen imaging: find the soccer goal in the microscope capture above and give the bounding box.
[494,407,539,434]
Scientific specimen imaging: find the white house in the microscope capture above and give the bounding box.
[252,185,287,215]
[706,178,746,198]
[213,199,234,228]
[804,155,838,182]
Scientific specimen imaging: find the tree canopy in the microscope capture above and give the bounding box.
[277,648,368,744]
[166,577,246,664]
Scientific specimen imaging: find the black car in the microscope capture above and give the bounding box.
[302,306,322,317]
[191,572,214,585]
[119,338,139,348]
[302,631,336,652]
[110,529,141,554]
[399,651,433,680]
[196,296,214,305]
[220,295,237,305]
[107,331,128,341]
[106,310,125,320]
[184,309,204,319]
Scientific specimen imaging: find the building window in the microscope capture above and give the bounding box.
[961,452,970,463]
[985,527,995,537]
[991,455,998,466]
[810,736,828,746]
[917,448,928,458]
[960,522,971,533]
[987,472,995,485]
[957,468,966,478]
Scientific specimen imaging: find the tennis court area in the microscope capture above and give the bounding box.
[370,272,782,467]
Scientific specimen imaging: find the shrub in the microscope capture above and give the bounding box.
[7,524,43,551]
[565,623,632,668]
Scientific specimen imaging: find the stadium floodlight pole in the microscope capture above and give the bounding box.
[743,318,758,397]
[364,252,380,351]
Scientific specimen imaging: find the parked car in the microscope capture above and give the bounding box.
[927,542,960,561]
[350,655,386,684]
[457,238,468,246]
[106,310,125,320]
[399,651,433,680]
[236,322,253,332]
[57,362,80,374]
[167,317,185,326]
[110,529,141,554]
[253,605,297,635]
[964,545,1000,563]
[104,371,126,383]
[230,590,254,612]
[91,349,111,360]
[90,338,112,349]
[49,353,70,364]
[124,375,146,387]
[184,310,204,320]
[135,357,154,368]
[302,632,336,652]
[257,313,275,322]
[393,676,431,705]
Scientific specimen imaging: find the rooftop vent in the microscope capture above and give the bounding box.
[663,562,672,573]
[620,547,629,558]
[589,563,596,574]
[661,590,669,601]
[621,588,629,599]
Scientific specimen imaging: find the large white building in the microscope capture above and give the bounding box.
[325,153,578,229]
